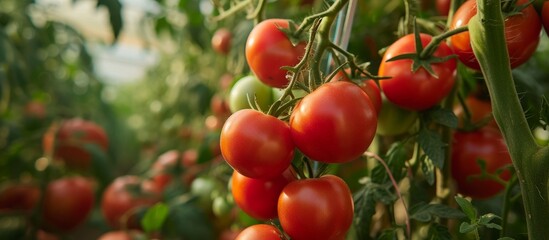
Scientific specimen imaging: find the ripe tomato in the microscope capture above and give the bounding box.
[228,75,274,113]
[231,168,296,220]
[43,118,109,169]
[379,33,456,111]
[42,177,95,232]
[221,109,294,179]
[24,101,47,119]
[330,70,382,114]
[101,176,161,229]
[219,228,242,240]
[97,230,144,240]
[376,95,418,136]
[543,1,549,35]
[278,175,354,240]
[290,81,377,163]
[449,0,541,70]
[0,183,40,212]
[212,28,232,55]
[435,0,450,16]
[235,224,282,240]
[246,19,306,88]
[453,96,496,129]
[451,127,513,199]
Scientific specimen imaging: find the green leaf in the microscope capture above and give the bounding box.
[163,202,215,240]
[455,196,477,221]
[420,155,435,185]
[86,143,114,187]
[142,203,170,233]
[418,128,446,169]
[425,107,458,128]
[377,228,398,240]
[97,0,123,41]
[459,222,478,234]
[427,223,452,240]
[196,131,220,164]
[409,202,466,222]
[371,142,408,183]
[354,180,396,240]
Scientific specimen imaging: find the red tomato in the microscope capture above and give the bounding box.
[379,33,456,111]
[43,118,109,169]
[543,1,549,35]
[290,81,377,163]
[246,19,306,88]
[42,177,95,232]
[220,109,294,179]
[453,96,496,128]
[451,127,513,199]
[101,176,161,229]
[219,228,242,240]
[435,0,450,16]
[37,230,59,240]
[0,183,40,212]
[97,230,144,240]
[330,70,382,114]
[212,28,232,55]
[150,149,201,191]
[231,168,296,220]
[235,224,282,240]
[278,175,354,240]
[24,101,47,119]
[449,0,541,70]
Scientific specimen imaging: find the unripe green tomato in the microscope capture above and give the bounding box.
[229,75,274,112]
[212,196,233,218]
[272,88,308,103]
[377,96,418,136]
[190,176,223,211]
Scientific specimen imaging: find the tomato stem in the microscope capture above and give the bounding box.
[419,25,468,59]
[469,0,549,238]
[401,0,419,36]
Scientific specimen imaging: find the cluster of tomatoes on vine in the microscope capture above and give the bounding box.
[209,0,549,238]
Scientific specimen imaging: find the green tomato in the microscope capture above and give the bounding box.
[376,95,418,136]
[212,196,233,218]
[229,75,274,112]
[190,176,223,211]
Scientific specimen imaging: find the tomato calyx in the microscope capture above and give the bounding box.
[467,158,513,187]
[501,0,532,15]
[277,20,308,47]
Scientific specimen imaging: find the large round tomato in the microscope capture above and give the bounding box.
[42,177,95,232]
[101,176,161,229]
[290,81,377,163]
[435,0,450,16]
[246,19,306,88]
[376,95,418,136]
[228,75,274,113]
[231,168,296,220]
[453,96,496,129]
[543,1,549,35]
[0,183,40,212]
[449,0,541,70]
[221,109,294,179]
[379,33,456,111]
[451,127,513,199]
[43,118,109,169]
[278,175,354,240]
[235,224,282,240]
[211,28,232,55]
[330,70,382,114]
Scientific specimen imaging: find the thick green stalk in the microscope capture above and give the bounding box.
[468,0,549,238]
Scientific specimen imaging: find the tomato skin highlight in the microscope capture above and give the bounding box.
[42,177,95,232]
[278,175,354,240]
[451,127,513,199]
[221,109,294,179]
[245,19,306,88]
[379,33,456,111]
[235,224,282,240]
[449,0,541,70]
[231,168,296,220]
[290,81,377,163]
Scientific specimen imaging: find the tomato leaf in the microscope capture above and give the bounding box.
[420,155,435,185]
[427,223,452,240]
[459,222,478,234]
[409,202,466,222]
[378,228,398,240]
[353,180,396,239]
[425,107,458,129]
[371,142,408,183]
[162,202,215,240]
[86,143,114,187]
[142,203,170,233]
[455,196,477,221]
[418,128,446,169]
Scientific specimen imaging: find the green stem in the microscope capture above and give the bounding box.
[402,0,419,35]
[500,175,518,238]
[419,26,468,59]
[468,0,549,238]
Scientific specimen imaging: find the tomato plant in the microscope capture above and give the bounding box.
[245,19,306,88]
[212,28,232,55]
[101,176,161,229]
[42,118,109,170]
[278,175,353,240]
[235,224,282,240]
[290,81,377,163]
[231,168,296,220]
[378,33,456,111]
[451,127,513,199]
[221,109,294,179]
[42,177,95,232]
[449,0,541,70]
[228,75,274,113]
